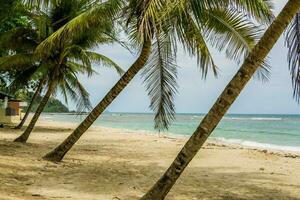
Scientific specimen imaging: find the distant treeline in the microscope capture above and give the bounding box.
[24,93,69,113]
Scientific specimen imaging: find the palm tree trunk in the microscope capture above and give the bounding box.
[14,80,56,143]
[14,77,46,129]
[141,1,300,199]
[43,39,152,162]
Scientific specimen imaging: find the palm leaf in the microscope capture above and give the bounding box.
[286,13,300,102]
[175,13,218,77]
[35,0,123,57]
[226,0,274,23]
[64,69,92,112]
[0,27,38,52]
[203,8,261,61]
[142,33,178,131]
[62,45,92,76]
[0,54,36,71]
[85,51,124,76]
[8,65,40,91]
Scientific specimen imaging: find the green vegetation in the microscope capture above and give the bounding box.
[0,0,29,56]
[23,92,69,113]
[1,0,123,141]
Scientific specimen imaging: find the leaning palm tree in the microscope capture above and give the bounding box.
[1,0,124,143]
[14,76,46,129]
[43,0,273,161]
[141,1,300,199]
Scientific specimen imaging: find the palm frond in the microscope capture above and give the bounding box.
[253,59,271,83]
[0,27,38,53]
[8,65,40,91]
[227,0,274,23]
[63,69,92,112]
[286,13,300,102]
[203,8,262,61]
[67,61,98,76]
[125,0,165,43]
[63,45,92,76]
[142,33,178,131]
[175,13,218,77]
[35,0,123,57]
[0,54,36,71]
[187,0,273,24]
[85,51,124,76]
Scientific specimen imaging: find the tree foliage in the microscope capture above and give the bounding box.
[125,0,273,130]
[0,0,123,113]
[23,92,69,113]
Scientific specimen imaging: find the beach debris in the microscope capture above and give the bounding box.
[31,194,42,197]
[259,167,265,171]
[284,154,299,158]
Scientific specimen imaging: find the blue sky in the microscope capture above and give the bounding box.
[66,0,299,114]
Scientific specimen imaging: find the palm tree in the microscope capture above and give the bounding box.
[14,76,46,129]
[141,1,300,199]
[13,63,91,143]
[43,0,273,162]
[0,0,123,143]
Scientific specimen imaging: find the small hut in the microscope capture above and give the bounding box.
[0,91,27,124]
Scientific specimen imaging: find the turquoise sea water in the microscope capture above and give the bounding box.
[42,113,300,152]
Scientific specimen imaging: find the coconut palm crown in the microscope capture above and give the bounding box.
[123,0,274,130]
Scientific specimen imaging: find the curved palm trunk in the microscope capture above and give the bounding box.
[14,80,56,143]
[43,39,152,162]
[14,78,46,129]
[141,1,300,199]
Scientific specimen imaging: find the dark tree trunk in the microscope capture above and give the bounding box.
[14,77,46,129]
[43,39,152,162]
[141,1,300,199]
[14,80,56,143]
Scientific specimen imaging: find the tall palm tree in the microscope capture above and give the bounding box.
[43,0,273,162]
[141,1,300,199]
[0,0,123,143]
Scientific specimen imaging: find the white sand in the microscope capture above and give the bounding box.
[0,120,299,200]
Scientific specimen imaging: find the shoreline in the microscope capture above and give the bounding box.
[40,119,300,157]
[38,113,300,154]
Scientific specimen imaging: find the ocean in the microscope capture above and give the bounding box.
[41,113,300,152]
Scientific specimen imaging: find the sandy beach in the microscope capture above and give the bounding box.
[0,120,299,200]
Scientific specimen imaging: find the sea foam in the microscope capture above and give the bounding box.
[216,137,300,152]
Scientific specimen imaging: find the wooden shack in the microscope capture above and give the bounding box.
[0,91,27,124]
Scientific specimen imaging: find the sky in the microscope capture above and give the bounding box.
[65,0,300,114]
